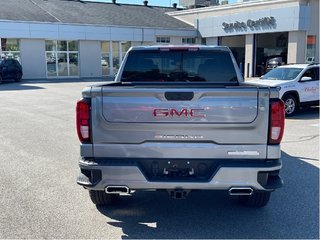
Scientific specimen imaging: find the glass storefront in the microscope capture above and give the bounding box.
[220,35,245,74]
[69,53,78,76]
[0,38,20,61]
[45,40,79,77]
[255,32,288,76]
[58,52,68,76]
[101,41,131,76]
[101,41,110,76]
[112,41,120,74]
[121,42,131,61]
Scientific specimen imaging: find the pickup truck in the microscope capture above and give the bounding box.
[76,45,285,208]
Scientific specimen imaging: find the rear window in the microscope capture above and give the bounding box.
[121,50,238,84]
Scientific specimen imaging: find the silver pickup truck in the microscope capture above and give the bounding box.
[76,46,285,208]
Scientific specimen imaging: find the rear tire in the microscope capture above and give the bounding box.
[282,94,298,117]
[238,191,271,207]
[89,190,119,206]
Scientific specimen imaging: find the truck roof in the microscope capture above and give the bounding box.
[129,45,230,51]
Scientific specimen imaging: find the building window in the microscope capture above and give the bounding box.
[156,36,170,44]
[101,42,110,76]
[101,41,132,76]
[0,38,20,62]
[182,38,196,44]
[45,40,79,77]
[306,35,316,63]
[112,41,120,74]
[121,42,131,60]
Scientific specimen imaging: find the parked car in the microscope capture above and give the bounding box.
[101,58,108,66]
[249,63,319,116]
[266,56,285,72]
[0,59,23,83]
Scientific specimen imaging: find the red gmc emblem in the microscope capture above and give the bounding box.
[153,108,206,118]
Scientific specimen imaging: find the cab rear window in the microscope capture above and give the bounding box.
[121,50,238,84]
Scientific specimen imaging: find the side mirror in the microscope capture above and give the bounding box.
[301,76,312,81]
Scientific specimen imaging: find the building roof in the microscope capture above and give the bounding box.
[0,0,194,30]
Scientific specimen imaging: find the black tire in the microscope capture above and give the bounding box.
[15,72,22,82]
[0,75,2,84]
[282,94,298,117]
[238,191,271,208]
[89,190,119,206]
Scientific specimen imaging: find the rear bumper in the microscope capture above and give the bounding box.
[77,158,283,191]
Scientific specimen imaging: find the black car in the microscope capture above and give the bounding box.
[0,59,23,83]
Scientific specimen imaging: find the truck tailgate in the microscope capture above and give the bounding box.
[91,86,271,159]
[102,88,258,123]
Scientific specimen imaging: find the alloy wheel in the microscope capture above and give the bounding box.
[284,98,295,115]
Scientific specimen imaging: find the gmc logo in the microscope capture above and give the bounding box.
[153,108,206,118]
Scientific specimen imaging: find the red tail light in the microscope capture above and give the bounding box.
[76,99,91,142]
[268,100,285,144]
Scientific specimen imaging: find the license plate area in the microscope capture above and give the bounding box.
[164,166,193,178]
[139,159,218,182]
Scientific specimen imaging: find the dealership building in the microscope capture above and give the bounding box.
[170,0,319,77]
[0,0,196,79]
[0,0,318,79]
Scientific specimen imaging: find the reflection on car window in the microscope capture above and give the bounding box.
[261,68,302,80]
[3,60,12,67]
[302,68,319,80]
[121,50,238,84]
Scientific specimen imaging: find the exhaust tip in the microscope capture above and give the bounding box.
[106,186,130,194]
[229,187,253,196]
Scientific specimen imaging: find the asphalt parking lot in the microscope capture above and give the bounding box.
[0,79,319,239]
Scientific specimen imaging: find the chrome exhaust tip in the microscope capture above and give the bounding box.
[228,187,253,196]
[105,186,130,194]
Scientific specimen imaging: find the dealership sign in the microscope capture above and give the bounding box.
[222,17,276,30]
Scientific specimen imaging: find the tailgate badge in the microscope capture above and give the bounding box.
[228,151,260,156]
[155,135,204,140]
[153,108,206,118]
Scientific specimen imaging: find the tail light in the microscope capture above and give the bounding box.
[268,99,285,144]
[76,99,91,142]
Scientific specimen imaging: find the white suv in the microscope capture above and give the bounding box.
[249,64,319,116]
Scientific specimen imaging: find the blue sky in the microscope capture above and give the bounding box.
[86,0,237,7]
